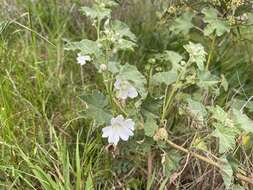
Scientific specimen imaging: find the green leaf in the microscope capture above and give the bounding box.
[162,150,181,176]
[146,170,156,190]
[187,98,207,123]
[80,91,112,125]
[220,157,234,189]
[152,71,177,86]
[76,135,81,190]
[230,99,253,113]
[65,39,102,56]
[212,123,237,153]
[170,12,194,35]
[232,109,253,134]
[221,74,228,91]
[117,64,147,98]
[197,71,219,89]
[108,61,121,74]
[246,12,253,25]
[31,166,60,190]
[0,21,8,34]
[192,137,208,151]
[115,38,136,51]
[144,117,158,137]
[209,105,228,125]
[184,42,207,71]
[158,176,170,190]
[232,184,245,190]
[141,96,162,119]
[110,20,136,42]
[80,5,111,21]
[154,50,183,66]
[18,147,61,189]
[106,20,137,51]
[202,8,230,36]
[85,173,94,190]
[98,0,118,7]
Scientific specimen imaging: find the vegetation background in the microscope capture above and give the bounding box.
[1,0,253,189]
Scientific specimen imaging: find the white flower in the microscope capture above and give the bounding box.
[76,53,91,65]
[102,115,135,145]
[114,79,138,100]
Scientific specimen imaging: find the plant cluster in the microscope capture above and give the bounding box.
[64,0,253,189]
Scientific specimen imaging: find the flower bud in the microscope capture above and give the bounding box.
[97,42,103,48]
[100,64,107,72]
[112,48,117,54]
[153,128,168,141]
[148,58,156,64]
[100,3,105,8]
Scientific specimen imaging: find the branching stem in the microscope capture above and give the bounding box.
[165,139,253,184]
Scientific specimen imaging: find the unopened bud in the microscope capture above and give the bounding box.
[153,128,168,141]
[148,58,156,64]
[100,3,105,8]
[100,64,107,72]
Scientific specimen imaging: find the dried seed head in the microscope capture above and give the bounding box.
[153,128,168,141]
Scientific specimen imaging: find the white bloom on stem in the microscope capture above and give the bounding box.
[114,79,138,100]
[102,115,135,145]
[76,53,91,65]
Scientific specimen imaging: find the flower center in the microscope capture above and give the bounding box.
[120,81,129,90]
[112,123,122,129]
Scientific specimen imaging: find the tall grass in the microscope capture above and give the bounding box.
[0,0,105,189]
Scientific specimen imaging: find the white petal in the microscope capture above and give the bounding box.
[117,126,133,141]
[111,115,125,126]
[102,126,113,138]
[114,115,124,123]
[124,119,135,130]
[117,89,128,100]
[83,55,91,61]
[110,117,117,125]
[77,57,86,65]
[128,86,138,98]
[114,79,121,90]
[77,54,91,65]
[77,58,84,65]
[108,132,120,145]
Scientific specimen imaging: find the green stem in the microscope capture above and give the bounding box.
[104,75,114,104]
[161,85,170,121]
[96,17,127,117]
[161,86,177,123]
[103,74,128,117]
[160,61,192,123]
[206,35,216,70]
[80,66,84,87]
[96,19,100,40]
[112,97,128,117]
[147,67,153,94]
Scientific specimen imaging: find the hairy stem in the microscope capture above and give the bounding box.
[147,151,153,181]
[161,86,177,123]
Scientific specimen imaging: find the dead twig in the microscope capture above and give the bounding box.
[165,139,253,185]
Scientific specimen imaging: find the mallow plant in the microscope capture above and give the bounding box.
[65,0,253,188]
